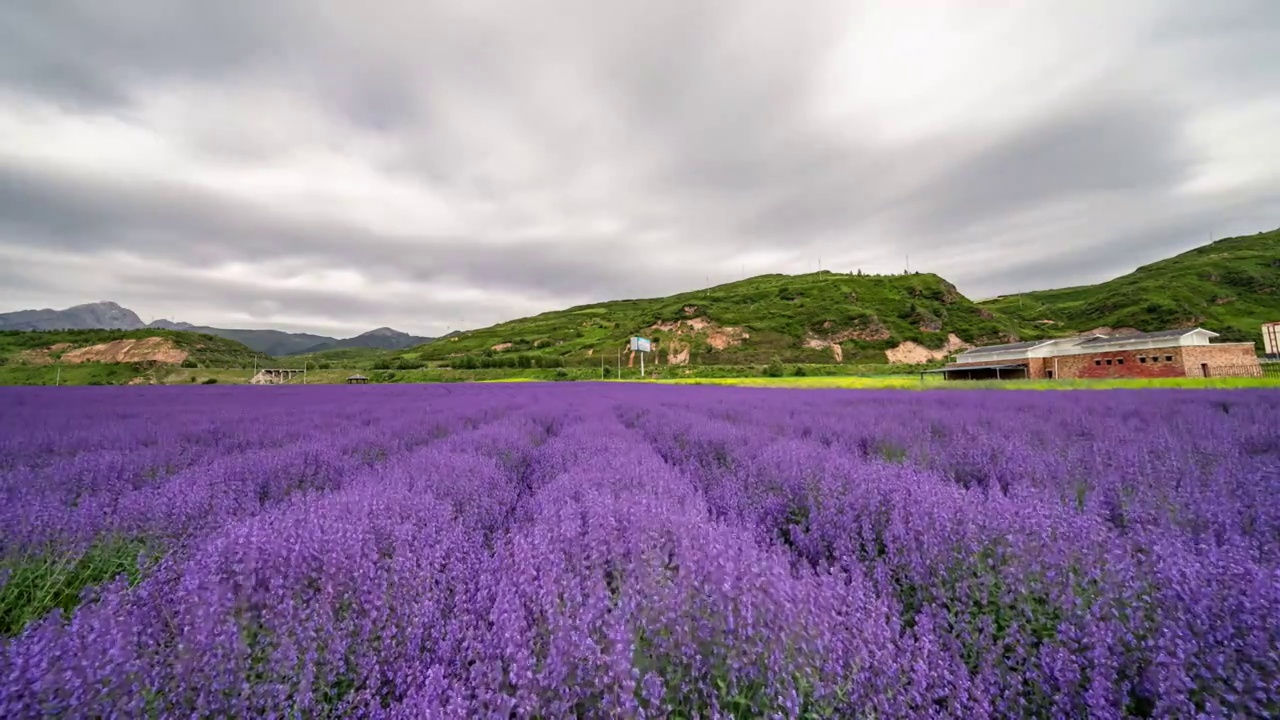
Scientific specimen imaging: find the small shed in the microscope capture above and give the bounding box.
[921,363,1029,381]
[346,374,370,384]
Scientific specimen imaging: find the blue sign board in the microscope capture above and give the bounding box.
[630,336,652,353]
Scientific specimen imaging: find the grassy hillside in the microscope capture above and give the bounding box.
[981,228,1280,350]
[290,346,396,366]
[0,326,267,366]
[397,271,1030,368]
[0,364,146,386]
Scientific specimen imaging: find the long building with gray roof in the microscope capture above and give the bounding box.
[932,327,1260,380]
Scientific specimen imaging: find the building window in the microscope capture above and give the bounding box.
[1094,359,1102,366]
[1139,357,1147,363]
[1106,359,1113,365]
[1165,355,1173,362]
[1117,358,1124,365]
[1152,356,1160,363]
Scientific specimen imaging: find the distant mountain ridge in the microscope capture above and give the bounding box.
[0,303,432,356]
[0,301,146,331]
[143,321,336,356]
[296,327,428,354]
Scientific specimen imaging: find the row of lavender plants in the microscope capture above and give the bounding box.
[1,384,1277,718]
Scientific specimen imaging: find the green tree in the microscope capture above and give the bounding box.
[764,357,785,377]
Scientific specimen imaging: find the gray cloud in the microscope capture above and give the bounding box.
[0,1,290,108]
[1,0,1278,336]
[0,158,709,305]
[948,186,1280,297]
[907,98,1192,236]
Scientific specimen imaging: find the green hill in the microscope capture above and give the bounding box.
[396,271,1032,369]
[0,328,268,366]
[290,346,393,365]
[980,228,1279,351]
[0,329,269,385]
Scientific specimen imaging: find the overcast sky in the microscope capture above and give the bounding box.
[2,1,1277,337]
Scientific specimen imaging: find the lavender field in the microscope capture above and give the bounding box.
[1,385,1278,718]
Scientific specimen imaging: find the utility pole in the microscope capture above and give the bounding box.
[55,366,60,387]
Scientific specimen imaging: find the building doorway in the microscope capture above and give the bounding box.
[1201,363,1210,378]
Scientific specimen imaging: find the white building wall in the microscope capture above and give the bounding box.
[1265,323,1280,355]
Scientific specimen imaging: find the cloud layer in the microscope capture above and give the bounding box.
[3,0,1278,335]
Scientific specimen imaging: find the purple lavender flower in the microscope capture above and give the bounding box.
[0,384,1276,717]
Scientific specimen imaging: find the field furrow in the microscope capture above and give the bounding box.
[1,384,1277,718]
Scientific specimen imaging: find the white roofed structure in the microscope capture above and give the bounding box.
[952,328,1220,364]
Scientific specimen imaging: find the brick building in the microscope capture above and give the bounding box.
[937,328,1261,380]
